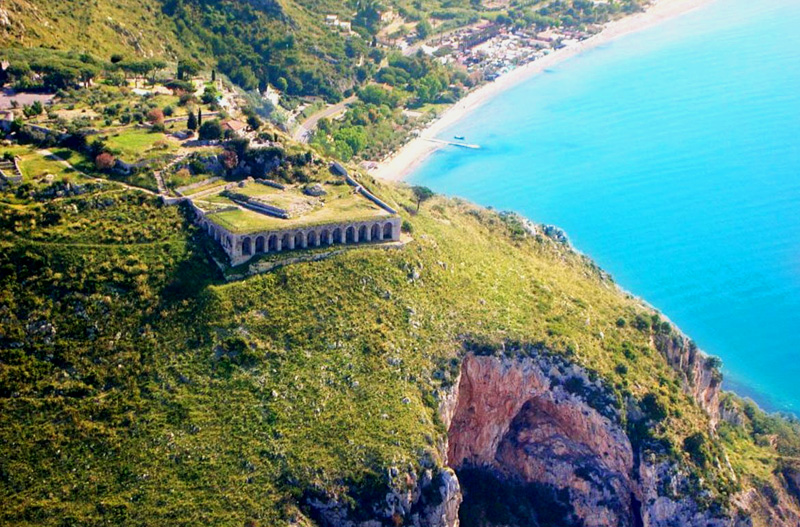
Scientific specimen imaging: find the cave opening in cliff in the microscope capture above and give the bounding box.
[455,466,581,527]
[445,354,641,527]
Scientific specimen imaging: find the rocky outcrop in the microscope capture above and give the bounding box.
[447,353,636,526]
[443,351,754,527]
[654,333,722,427]
[308,344,798,527]
[306,466,461,527]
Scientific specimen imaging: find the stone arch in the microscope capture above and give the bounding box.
[383,222,393,240]
[333,228,342,243]
[282,232,292,250]
[268,234,278,252]
[345,226,356,243]
[207,223,214,236]
[226,236,233,248]
[307,230,318,247]
[320,229,330,245]
[255,236,265,253]
[295,231,305,249]
[242,237,252,256]
[371,223,381,241]
[358,225,368,242]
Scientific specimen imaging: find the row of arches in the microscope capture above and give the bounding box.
[206,222,233,249]
[240,221,395,257]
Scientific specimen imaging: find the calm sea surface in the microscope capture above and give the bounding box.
[408,0,800,412]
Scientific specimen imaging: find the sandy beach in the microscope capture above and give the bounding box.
[371,0,716,182]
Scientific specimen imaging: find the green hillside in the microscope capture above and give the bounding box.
[1,174,799,525]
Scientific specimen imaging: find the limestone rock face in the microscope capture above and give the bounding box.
[654,334,721,427]
[309,348,800,527]
[307,466,461,527]
[443,352,799,527]
[447,353,636,527]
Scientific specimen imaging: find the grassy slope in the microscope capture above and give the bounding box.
[1,0,185,59]
[1,174,796,526]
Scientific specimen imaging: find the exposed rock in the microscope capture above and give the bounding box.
[307,466,460,527]
[442,351,798,527]
[304,183,327,197]
[447,353,635,527]
[654,333,722,427]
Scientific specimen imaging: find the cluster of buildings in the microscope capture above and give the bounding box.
[407,23,596,80]
[324,15,353,34]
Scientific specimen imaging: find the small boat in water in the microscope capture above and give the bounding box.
[454,135,465,141]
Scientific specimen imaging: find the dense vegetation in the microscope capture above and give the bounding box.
[4,1,800,525]
[1,172,800,525]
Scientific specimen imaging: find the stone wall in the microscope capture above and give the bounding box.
[191,202,401,266]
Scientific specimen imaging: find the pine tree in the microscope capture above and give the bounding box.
[197,109,202,127]
[187,110,198,131]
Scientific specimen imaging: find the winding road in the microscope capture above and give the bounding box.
[292,96,357,143]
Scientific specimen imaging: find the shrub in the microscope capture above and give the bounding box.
[683,432,709,468]
[199,120,223,140]
[147,108,165,125]
[95,152,116,171]
[640,392,668,422]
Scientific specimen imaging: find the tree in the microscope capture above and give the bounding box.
[95,152,116,171]
[197,108,203,127]
[177,59,201,80]
[220,149,238,174]
[147,108,165,125]
[417,20,433,39]
[198,120,222,140]
[187,110,198,131]
[246,114,262,131]
[23,101,44,118]
[412,186,434,212]
[211,69,216,82]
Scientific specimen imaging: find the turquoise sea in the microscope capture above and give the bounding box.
[408,0,800,412]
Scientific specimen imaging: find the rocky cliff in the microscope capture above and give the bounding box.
[654,333,722,428]
[437,347,800,527]
[303,339,800,527]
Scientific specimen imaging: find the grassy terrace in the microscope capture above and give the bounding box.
[200,181,392,234]
[104,128,179,164]
[1,145,83,183]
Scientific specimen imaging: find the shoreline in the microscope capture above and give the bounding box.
[371,0,716,182]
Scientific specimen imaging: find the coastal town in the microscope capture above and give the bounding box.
[1,0,668,268]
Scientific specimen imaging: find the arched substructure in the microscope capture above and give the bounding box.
[371,223,382,241]
[281,232,292,250]
[242,237,253,256]
[383,222,393,240]
[268,234,278,252]
[255,236,265,254]
[207,224,214,236]
[294,231,305,249]
[333,228,342,244]
[358,225,368,242]
[346,226,356,243]
[321,229,331,245]
[307,230,318,248]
